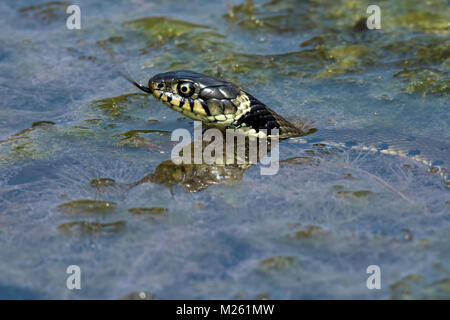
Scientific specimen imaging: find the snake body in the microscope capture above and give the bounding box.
[126,70,449,183]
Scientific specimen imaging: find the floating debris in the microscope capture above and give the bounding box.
[18,1,71,23]
[91,93,149,119]
[57,200,117,214]
[90,178,116,190]
[128,207,168,215]
[58,220,126,235]
[259,256,295,272]
[337,190,373,198]
[289,225,330,240]
[31,121,56,127]
[121,291,155,300]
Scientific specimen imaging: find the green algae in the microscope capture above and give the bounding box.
[337,190,373,198]
[0,128,32,145]
[58,220,126,235]
[290,225,330,240]
[316,45,378,77]
[0,121,102,163]
[224,0,276,32]
[224,0,319,33]
[59,126,97,141]
[96,36,123,56]
[259,256,295,272]
[123,16,211,46]
[83,118,104,126]
[117,129,170,139]
[93,0,448,86]
[0,123,58,162]
[395,11,450,34]
[151,37,374,81]
[394,68,449,94]
[175,31,228,53]
[31,121,56,127]
[132,158,245,193]
[121,291,155,300]
[91,93,149,120]
[329,45,371,61]
[90,178,116,189]
[416,41,450,66]
[128,207,168,215]
[220,0,450,81]
[390,274,425,299]
[96,36,123,46]
[115,129,169,148]
[57,200,117,214]
[341,173,357,180]
[18,1,71,23]
[152,48,329,82]
[279,156,318,166]
[421,279,450,299]
[390,275,450,299]
[101,0,450,86]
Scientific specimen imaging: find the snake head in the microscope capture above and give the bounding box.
[127,70,245,127]
[125,70,308,138]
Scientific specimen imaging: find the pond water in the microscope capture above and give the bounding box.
[0,0,449,299]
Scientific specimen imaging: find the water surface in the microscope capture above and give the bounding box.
[0,0,449,299]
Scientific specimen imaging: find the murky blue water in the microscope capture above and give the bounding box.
[0,0,449,299]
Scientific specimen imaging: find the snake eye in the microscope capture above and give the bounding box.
[157,82,165,90]
[177,82,194,97]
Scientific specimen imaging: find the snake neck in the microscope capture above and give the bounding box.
[233,92,313,139]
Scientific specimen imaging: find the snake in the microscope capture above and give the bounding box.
[124,70,310,139]
[124,70,449,185]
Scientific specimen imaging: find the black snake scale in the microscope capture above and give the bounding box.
[125,70,449,183]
